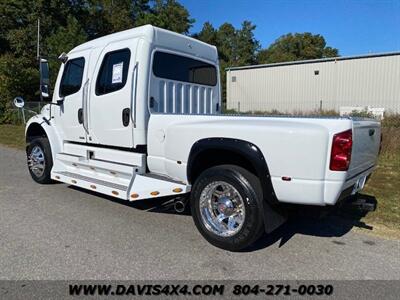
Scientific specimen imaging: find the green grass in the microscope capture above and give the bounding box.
[362,155,400,229]
[0,125,25,149]
[0,124,399,230]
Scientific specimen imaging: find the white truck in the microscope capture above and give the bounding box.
[18,25,381,251]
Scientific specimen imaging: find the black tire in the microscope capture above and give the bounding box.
[190,165,264,251]
[27,137,53,184]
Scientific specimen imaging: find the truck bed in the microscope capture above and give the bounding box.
[147,113,381,206]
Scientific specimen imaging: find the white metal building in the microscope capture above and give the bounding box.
[226,52,400,114]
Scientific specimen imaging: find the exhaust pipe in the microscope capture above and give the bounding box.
[174,199,187,213]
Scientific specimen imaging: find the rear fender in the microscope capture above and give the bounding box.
[187,138,287,233]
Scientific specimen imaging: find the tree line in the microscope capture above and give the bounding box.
[0,0,339,123]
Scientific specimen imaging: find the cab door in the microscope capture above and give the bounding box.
[88,40,137,148]
[54,52,90,142]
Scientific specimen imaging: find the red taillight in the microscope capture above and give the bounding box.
[330,129,352,171]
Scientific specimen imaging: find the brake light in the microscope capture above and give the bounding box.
[330,129,352,171]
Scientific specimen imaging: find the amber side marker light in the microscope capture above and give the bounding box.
[150,191,160,196]
[281,176,291,181]
[112,191,119,196]
[55,176,60,180]
[173,188,183,193]
[90,185,96,189]
[130,193,139,199]
[71,180,77,184]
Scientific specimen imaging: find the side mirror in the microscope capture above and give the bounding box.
[13,96,26,123]
[40,58,50,99]
[13,96,25,108]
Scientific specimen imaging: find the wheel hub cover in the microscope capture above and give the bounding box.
[217,196,235,216]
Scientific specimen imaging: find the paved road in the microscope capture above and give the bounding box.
[0,145,399,280]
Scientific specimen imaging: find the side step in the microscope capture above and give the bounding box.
[63,142,146,173]
[52,169,191,201]
[51,150,141,200]
[142,172,187,185]
[128,174,190,201]
[51,150,190,201]
[52,171,128,200]
[55,152,139,180]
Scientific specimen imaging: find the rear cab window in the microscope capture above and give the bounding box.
[59,57,85,97]
[152,51,217,86]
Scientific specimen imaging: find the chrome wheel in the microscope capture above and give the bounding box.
[199,181,246,237]
[28,145,45,178]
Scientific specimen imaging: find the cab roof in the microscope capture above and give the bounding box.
[69,25,218,63]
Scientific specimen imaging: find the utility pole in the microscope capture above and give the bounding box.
[37,19,40,61]
[37,18,43,102]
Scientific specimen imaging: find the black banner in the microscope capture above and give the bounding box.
[1,280,399,299]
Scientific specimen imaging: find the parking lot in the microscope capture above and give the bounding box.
[0,145,399,280]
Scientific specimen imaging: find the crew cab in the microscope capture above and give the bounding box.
[20,25,381,251]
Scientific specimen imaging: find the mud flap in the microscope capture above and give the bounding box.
[262,201,288,233]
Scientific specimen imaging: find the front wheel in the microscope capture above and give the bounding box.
[190,165,264,251]
[27,137,53,184]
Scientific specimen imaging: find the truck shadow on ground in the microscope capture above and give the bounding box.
[69,186,377,252]
[247,193,378,251]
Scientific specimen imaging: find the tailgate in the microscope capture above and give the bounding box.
[347,119,381,179]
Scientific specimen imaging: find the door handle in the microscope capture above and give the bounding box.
[149,96,155,109]
[122,108,130,127]
[369,129,375,136]
[78,108,83,124]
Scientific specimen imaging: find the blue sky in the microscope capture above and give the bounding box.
[180,0,400,56]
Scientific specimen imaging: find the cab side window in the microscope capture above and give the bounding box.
[96,49,131,95]
[59,57,85,97]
